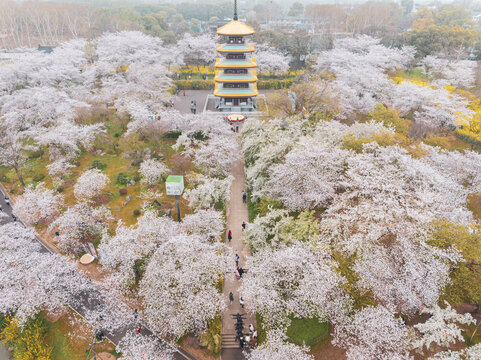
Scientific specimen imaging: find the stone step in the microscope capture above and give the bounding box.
[221,343,241,349]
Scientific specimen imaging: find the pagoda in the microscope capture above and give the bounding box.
[214,0,258,112]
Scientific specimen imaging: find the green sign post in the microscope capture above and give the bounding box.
[165,175,184,222]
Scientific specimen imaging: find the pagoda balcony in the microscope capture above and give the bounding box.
[214,82,258,97]
[214,70,257,83]
[217,43,255,53]
[215,57,257,69]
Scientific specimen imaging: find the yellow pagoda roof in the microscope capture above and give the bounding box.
[217,43,255,53]
[215,69,258,83]
[215,57,257,69]
[217,20,255,36]
[214,83,258,97]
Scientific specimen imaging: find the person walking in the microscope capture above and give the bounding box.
[228,230,232,242]
[242,190,247,204]
[133,309,138,319]
[193,106,197,115]
[229,292,234,304]
[242,222,246,232]
[238,267,244,278]
[236,125,239,132]
[240,297,244,308]
[235,268,240,280]
[183,90,186,96]
[235,253,239,266]
[249,324,254,333]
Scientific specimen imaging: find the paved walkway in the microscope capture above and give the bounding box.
[221,145,256,359]
[173,90,210,114]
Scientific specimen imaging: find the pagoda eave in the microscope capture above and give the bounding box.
[217,44,255,53]
[215,58,257,68]
[214,83,258,97]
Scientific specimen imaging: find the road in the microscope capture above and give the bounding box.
[0,186,195,360]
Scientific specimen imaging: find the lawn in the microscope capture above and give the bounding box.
[45,310,116,360]
[286,316,330,348]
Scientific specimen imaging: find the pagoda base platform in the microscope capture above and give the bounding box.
[204,95,267,115]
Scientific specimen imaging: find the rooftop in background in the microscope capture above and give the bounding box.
[217,20,255,36]
[37,45,55,53]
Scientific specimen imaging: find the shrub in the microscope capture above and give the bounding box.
[133,209,141,216]
[174,79,215,90]
[258,79,294,89]
[119,188,127,195]
[117,172,130,185]
[33,173,45,182]
[91,160,107,170]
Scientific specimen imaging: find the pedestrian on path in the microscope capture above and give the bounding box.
[133,309,138,319]
[242,190,247,203]
[183,90,186,96]
[240,297,244,308]
[235,253,239,266]
[236,125,239,132]
[249,324,254,333]
[238,267,244,278]
[235,268,240,280]
[242,222,246,232]
[229,292,234,304]
[228,230,232,242]
[136,326,142,334]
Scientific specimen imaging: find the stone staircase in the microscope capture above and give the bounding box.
[221,333,240,349]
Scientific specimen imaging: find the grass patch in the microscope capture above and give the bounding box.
[394,68,428,82]
[286,316,330,348]
[255,313,267,345]
[46,320,76,360]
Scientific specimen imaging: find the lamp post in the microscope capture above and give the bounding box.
[165,175,184,222]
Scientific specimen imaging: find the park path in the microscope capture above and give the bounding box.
[221,137,256,360]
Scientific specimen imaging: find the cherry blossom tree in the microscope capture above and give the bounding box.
[420,56,476,88]
[388,80,471,128]
[46,158,75,180]
[176,33,217,68]
[430,343,481,359]
[246,330,313,360]
[183,174,233,210]
[49,202,112,254]
[140,236,227,337]
[173,122,239,178]
[117,331,174,360]
[181,209,224,243]
[13,182,63,225]
[0,222,91,324]
[240,243,349,327]
[353,230,461,316]
[139,158,170,186]
[316,35,415,114]
[254,44,290,74]
[99,211,179,287]
[74,169,110,201]
[332,305,412,360]
[263,144,349,210]
[320,143,473,255]
[413,302,475,352]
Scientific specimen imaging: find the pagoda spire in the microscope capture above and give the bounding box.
[233,0,238,20]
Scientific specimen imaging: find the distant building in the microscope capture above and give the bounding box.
[37,45,55,53]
